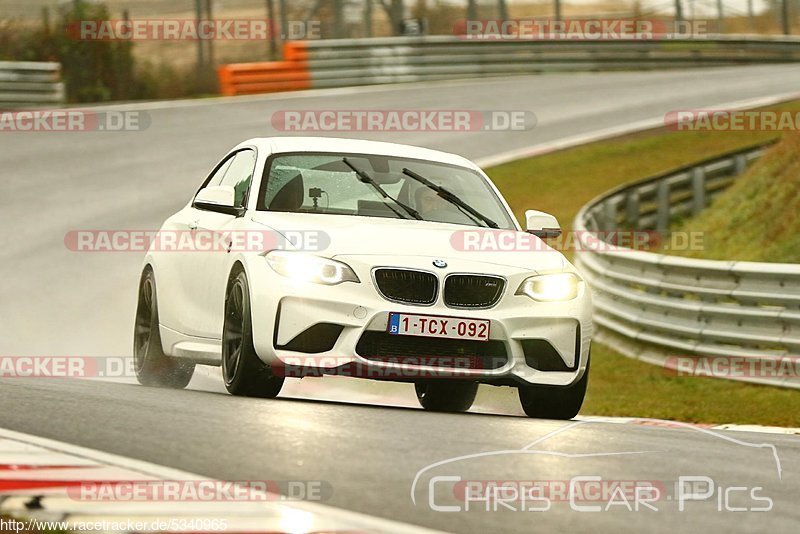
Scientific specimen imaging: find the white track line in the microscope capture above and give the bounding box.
[475,90,800,167]
[0,427,441,533]
[577,416,800,436]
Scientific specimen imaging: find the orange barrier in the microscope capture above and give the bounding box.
[217,42,310,96]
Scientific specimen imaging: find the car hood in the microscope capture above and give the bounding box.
[250,212,570,273]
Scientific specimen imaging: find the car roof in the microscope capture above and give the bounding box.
[233,137,480,171]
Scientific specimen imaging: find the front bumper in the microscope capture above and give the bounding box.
[247,255,592,387]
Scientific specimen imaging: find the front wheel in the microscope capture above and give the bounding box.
[133,268,195,389]
[222,270,284,398]
[415,381,478,413]
[518,356,590,420]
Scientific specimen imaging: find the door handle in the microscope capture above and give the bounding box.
[188,220,198,231]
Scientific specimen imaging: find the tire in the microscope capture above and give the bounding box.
[415,381,478,413]
[133,268,195,388]
[222,270,284,398]
[518,355,590,420]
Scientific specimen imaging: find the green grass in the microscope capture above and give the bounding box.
[484,100,800,427]
[487,102,800,243]
[666,132,800,263]
[585,345,800,427]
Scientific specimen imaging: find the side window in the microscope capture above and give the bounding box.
[219,149,257,207]
[204,157,234,189]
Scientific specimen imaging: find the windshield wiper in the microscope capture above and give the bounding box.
[342,158,423,221]
[401,168,499,229]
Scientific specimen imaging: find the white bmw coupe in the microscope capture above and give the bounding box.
[134,137,592,419]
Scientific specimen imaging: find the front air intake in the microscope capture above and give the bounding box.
[373,268,438,305]
[444,274,505,309]
[356,332,508,370]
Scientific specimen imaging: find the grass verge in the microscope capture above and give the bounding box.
[665,131,800,263]
[484,99,800,427]
[586,344,800,427]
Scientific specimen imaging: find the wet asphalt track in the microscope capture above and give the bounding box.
[2,65,800,532]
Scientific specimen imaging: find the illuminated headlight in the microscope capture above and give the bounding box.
[265,251,359,285]
[516,273,583,302]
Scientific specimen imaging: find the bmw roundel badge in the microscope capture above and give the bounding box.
[432,259,447,269]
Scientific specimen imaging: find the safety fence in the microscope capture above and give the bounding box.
[0,61,65,109]
[573,142,800,389]
[218,35,800,96]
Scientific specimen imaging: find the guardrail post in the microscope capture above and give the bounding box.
[691,167,706,216]
[604,200,617,233]
[733,154,747,175]
[588,214,599,233]
[626,190,640,228]
[656,180,670,231]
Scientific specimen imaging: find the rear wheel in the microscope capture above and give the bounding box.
[133,268,195,388]
[415,381,478,413]
[518,355,590,420]
[222,270,284,398]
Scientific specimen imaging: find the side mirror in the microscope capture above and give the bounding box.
[194,185,244,217]
[525,209,561,238]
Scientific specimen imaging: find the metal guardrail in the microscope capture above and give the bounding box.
[218,35,800,95]
[0,61,65,109]
[573,142,800,388]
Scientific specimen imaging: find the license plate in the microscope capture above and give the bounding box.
[387,313,490,341]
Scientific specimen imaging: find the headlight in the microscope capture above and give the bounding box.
[265,251,359,285]
[516,273,582,302]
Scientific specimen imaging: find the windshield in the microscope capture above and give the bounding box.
[257,152,517,229]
